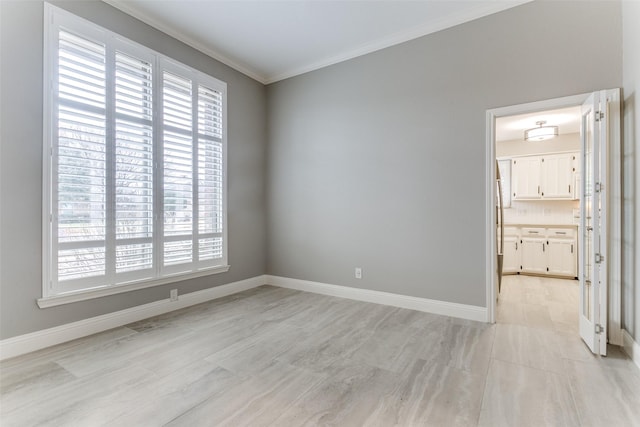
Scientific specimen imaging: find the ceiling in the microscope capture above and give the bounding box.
[496,106,582,142]
[104,0,531,84]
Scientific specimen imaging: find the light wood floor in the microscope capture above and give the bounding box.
[1,277,639,426]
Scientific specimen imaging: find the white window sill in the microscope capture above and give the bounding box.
[37,265,230,308]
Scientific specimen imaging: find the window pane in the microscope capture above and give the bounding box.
[116,243,153,273]
[115,52,153,121]
[198,139,222,234]
[163,71,192,131]
[58,247,105,281]
[57,31,106,245]
[164,240,192,266]
[59,31,106,109]
[199,237,223,261]
[198,85,223,236]
[163,130,193,236]
[198,85,223,139]
[116,120,153,240]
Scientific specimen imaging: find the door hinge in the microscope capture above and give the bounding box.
[595,111,604,122]
[595,182,604,193]
[595,253,604,263]
[595,324,604,334]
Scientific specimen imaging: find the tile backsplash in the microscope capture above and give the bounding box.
[504,200,579,225]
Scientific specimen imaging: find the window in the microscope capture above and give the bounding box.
[42,5,228,305]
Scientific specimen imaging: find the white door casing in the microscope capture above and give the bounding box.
[486,91,621,347]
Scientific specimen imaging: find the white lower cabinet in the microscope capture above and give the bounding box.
[503,235,520,273]
[521,236,547,274]
[546,227,577,277]
[502,226,577,278]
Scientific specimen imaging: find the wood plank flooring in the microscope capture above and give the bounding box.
[1,276,639,426]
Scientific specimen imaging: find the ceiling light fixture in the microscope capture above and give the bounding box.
[524,121,558,141]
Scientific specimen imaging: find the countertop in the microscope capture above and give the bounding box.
[503,223,578,228]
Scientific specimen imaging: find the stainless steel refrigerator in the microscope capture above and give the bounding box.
[496,160,504,293]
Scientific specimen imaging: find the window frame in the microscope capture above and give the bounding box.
[40,4,229,308]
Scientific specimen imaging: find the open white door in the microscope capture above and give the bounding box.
[579,91,608,355]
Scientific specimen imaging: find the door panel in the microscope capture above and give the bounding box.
[579,92,608,356]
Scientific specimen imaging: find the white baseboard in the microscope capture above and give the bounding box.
[622,329,640,371]
[0,275,266,361]
[266,275,487,322]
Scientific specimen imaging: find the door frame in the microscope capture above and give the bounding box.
[485,91,623,346]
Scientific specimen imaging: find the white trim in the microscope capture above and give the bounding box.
[266,275,487,322]
[486,110,496,323]
[622,329,640,371]
[1,275,265,361]
[37,265,230,308]
[604,88,623,346]
[103,0,532,85]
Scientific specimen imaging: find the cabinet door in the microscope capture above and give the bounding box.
[548,238,577,277]
[512,157,541,199]
[503,235,520,273]
[541,153,574,199]
[521,237,546,274]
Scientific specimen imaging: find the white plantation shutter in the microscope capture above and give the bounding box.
[160,68,226,272]
[55,30,107,288]
[162,71,194,268]
[197,85,224,261]
[44,5,227,300]
[114,51,154,277]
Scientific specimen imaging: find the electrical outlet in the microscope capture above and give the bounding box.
[355,267,362,279]
[170,289,178,301]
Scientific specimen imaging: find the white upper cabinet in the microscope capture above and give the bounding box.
[541,153,575,199]
[512,156,541,199]
[510,151,579,201]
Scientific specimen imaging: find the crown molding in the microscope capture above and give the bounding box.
[102,0,268,84]
[103,0,532,86]
[263,0,533,84]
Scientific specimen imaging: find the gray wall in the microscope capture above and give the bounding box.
[266,1,622,307]
[0,0,267,339]
[622,0,640,341]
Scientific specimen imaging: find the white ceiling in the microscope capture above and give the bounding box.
[105,0,531,84]
[496,106,582,142]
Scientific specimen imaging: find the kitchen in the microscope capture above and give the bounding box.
[495,106,582,334]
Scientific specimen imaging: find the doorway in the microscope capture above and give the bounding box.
[485,91,623,354]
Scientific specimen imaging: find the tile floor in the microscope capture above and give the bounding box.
[1,276,639,426]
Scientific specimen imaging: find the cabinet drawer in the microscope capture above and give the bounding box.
[547,228,576,238]
[521,227,545,236]
[504,226,519,236]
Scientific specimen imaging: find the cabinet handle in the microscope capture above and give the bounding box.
[543,243,545,252]
[555,231,567,235]
[528,231,539,234]
[569,185,571,193]
[516,242,518,250]
[571,244,573,253]
[538,185,540,194]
